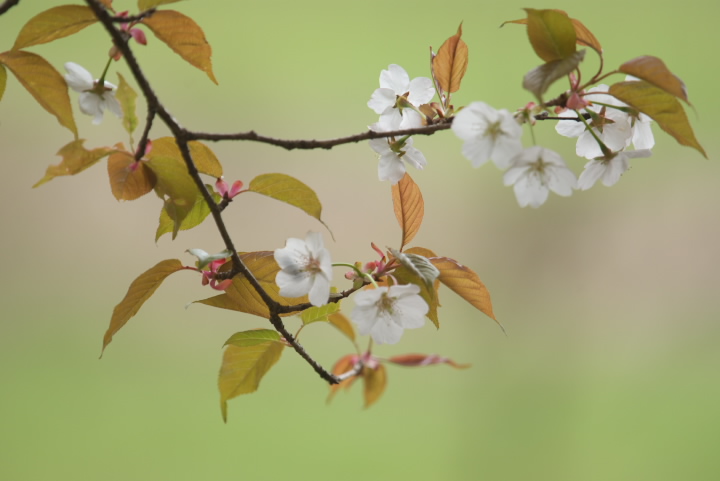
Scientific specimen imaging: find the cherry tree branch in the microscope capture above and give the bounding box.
[0,0,19,16]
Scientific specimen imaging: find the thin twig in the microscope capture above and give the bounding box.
[0,0,20,16]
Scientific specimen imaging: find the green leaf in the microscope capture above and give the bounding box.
[219,342,284,422]
[390,251,440,329]
[0,64,6,103]
[224,329,282,348]
[108,150,156,201]
[619,56,689,104]
[300,303,340,325]
[390,249,439,291]
[0,50,77,137]
[141,9,217,84]
[155,186,219,241]
[146,151,199,237]
[391,173,424,251]
[523,50,586,102]
[248,173,329,231]
[138,0,182,10]
[609,81,706,158]
[101,259,185,355]
[33,139,114,187]
[116,72,138,139]
[430,256,501,331]
[150,136,223,178]
[524,8,577,62]
[12,5,97,50]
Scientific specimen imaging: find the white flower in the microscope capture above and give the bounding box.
[368,137,427,184]
[368,64,434,132]
[274,232,332,307]
[451,101,523,169]
[64,62,122,125]
[503,147,577,208]
[555,85,632,159]
[351,284,428,345]
[577,149,652,190]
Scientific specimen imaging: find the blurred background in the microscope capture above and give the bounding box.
[1,1,718,480]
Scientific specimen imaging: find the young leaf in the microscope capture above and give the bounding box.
[108,151,156,201]
[432,23,468,94]
[12,5,97,50]
[101,259,185,355]
[219,342,284,422]
[524,8,577,62]
[0,50,77,137]
[523,50,586,102]
[327,354,360,402]
[116,73,138,138]
[430,256,501,330]
[609,81,706,158]
[300,303,340,325]
[390,257,440,328]
[328,311,356,341]
[224,329,282,348]
[387,353,470,369]
[155,187,219,240]
[248,173,328,230]
[363,364,387,408]
[141,9,218,84]
[146,152,200,237]
[390,249,440,291]
[503,13,601,55]
[33,139,114,187]
[391,173,424,251]
[138,0,182,10]
[0,64,6,103]
[150,137,223,177]
[619,56,689,104]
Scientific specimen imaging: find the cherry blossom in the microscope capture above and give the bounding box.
[274,232,332,307]
[451,101,523,169]
[577,149,653,190]
[64,62,122,125]
[351,284,428,345]
[368,137,427,184]
[367,64,434,131]
[503,147,577,208]
[215,177,244,199]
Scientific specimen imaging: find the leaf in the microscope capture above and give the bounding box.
[0,64,6,103]
[619,56,689,104]
[327,354,360,402]
[195,251,308,318]
[432,23,468,94]
[300,303,340,325]
[387,353,470,369]
[33,139,114,187]
[108,151,156,200]
[219,342,284,422]
[363,364,387,408]
[503,13,601,54]
[430,256,501,330]
[12,5,97,50]
[609,81,706,158]
[141,9,217,84]
[116,72,138,138]
[138,0,182,10]
[523,50,586,102]
[0,50,77,137]
[248,173,328,230]
[391,173,424,250]
[390,249,439,291]
[524,8,577,62]
[155,186,219,240]
[328,311,356,341]
[224,329,282,348]
[151,136,222,177]
[101,259,185,355]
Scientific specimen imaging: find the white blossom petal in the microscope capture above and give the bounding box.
[64,62,93,91]
[273,232,332,306]
[351,284,428,345]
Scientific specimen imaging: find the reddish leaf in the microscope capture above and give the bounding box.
[609,81,706,158]
[219,342,284,422]
[33,139,114,187]
[0,50,77,137]
[387,353,470,369]
[619,56,689,104]
[101,259,185,355]
[327,354,360,402]
[432,23,468,94]
[524,8,577,62]
[363,364,387,408]
[391,173,424,251]
[141,9,218,84]
[12,5,97,50]
[108,151,156,200]
[430,256,501,330]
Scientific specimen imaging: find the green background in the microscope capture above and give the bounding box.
[1,1,719,480]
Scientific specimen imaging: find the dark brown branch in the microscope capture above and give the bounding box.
[189,121,453,151]
[0,0,20,16]
[110,9,155,23]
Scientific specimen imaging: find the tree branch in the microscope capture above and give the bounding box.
[0,0,19,16]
